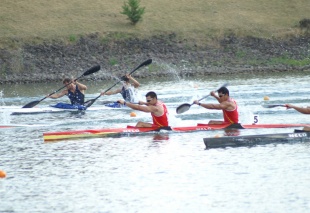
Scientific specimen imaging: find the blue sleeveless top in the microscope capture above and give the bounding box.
[67,85,85,105]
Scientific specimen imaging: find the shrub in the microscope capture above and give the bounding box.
[69,34,77,42]
[299,18,310,33]
[121,0,145,25]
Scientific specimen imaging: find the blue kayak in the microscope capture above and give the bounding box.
[51,103,86,110]
[104,102,123,108]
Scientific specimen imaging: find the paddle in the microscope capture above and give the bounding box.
[83,59,152,108]
[261,104,286,108]
[22,65,101,108]
[176,82,229,114]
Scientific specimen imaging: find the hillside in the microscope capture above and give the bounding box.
[1,0,309,47]
[0,0,309,83]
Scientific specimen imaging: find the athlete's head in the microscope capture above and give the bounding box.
[145,91,157,99]
[121,76,130,82]
[145,91,157,104]
[63,77,71,84]
[218,87,229,96]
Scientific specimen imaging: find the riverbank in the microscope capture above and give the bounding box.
[0,33,310,84]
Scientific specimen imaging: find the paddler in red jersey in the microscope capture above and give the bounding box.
[193,86,239,125]
[117,91,169,128]
[285,103,310,131]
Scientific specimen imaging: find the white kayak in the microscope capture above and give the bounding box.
[0,124,47,129]
[0,104,129,115]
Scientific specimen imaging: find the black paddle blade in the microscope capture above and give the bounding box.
[128,59,152,75]
[83,96,99,108]
[141,59,152,67]
[176,103,191,114]
[83,65,101,76]
[22,100,41,108]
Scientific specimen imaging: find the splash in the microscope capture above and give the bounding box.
[0,90,4,106]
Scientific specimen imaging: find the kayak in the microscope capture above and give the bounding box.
[0,124,45,129]
[104,102,125,108]
[203,130,310,149]
[43,123,310,142]
[1,103,124,115]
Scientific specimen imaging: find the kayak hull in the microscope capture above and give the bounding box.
[204,131,310,149]
[43,123,310,142]
[0,124,45,129]
[7,105,122,115]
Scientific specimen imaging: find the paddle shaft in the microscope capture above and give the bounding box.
[262,104,286,108]
[187,94,211,107]
[196,94,211,104]
[85,81,122,106]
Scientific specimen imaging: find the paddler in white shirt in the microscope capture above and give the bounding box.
[101,74,140,107]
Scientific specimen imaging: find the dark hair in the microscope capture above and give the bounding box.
[145,91,157,99]
[63,78,71,84]
[218,87,229,96]
[121,76,130,82]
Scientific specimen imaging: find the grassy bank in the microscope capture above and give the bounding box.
[1,0,309,48]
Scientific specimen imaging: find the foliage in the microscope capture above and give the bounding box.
[121,0,145,25]
[268,55,310,66]
[109,58,118,66]
[299,18,310,33]
[69,34,77,42]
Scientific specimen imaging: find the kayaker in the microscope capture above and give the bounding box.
[285,104,310,131]
[101,74,140,108]
[193,86,239,124]
[47,77,87,105]
[117,91,169,128]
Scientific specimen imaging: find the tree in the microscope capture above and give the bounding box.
[121,0,145,25]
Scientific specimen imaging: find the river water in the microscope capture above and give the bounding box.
[1,70,310,213]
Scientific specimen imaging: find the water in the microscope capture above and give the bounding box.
[1,71,310,213]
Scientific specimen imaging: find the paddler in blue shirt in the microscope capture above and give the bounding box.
[285,103,310,131]
[47,77,87,105]
[101,74,140,107]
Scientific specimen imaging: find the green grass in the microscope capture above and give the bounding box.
[268,56,310,66]
[108,58,118,66]
[0,0,309,48]
[69,34,77,42]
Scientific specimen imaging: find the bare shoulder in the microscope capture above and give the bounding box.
[225,99,237,110]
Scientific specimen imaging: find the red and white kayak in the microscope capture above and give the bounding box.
[43,123,310,142]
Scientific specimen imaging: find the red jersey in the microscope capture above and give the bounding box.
[151,100,169,127]
[222,98,239,124]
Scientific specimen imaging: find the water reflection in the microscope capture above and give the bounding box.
[152,133,170,141]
